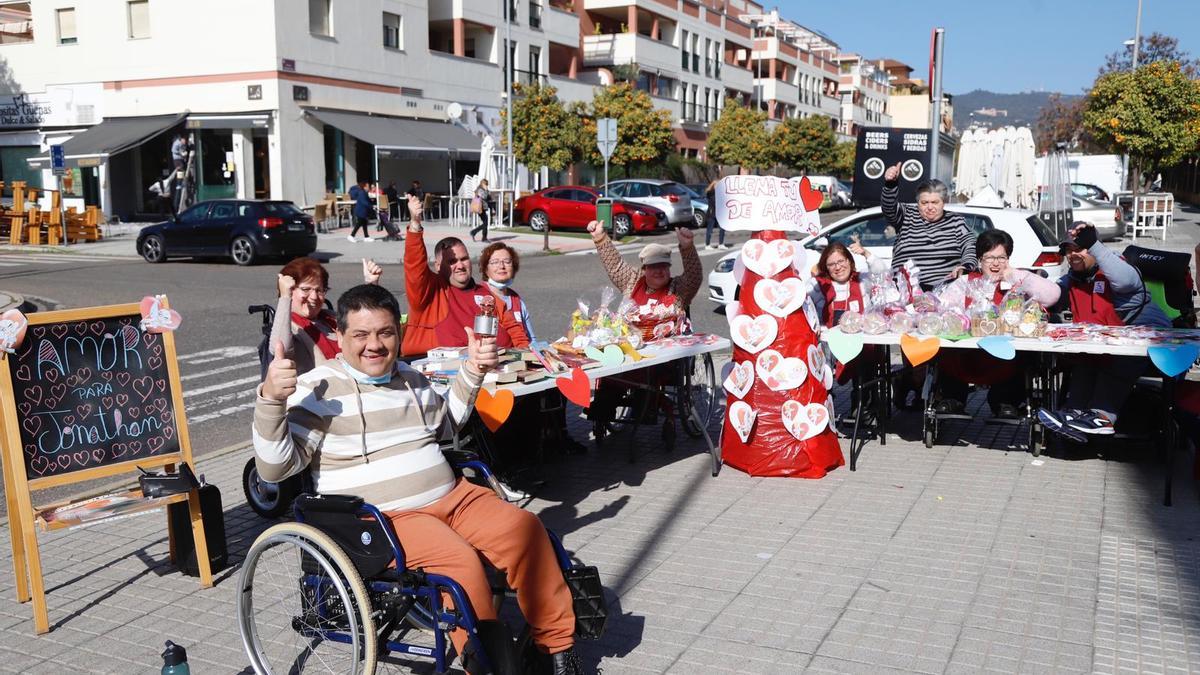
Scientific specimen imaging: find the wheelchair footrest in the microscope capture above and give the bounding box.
[564,565,607,640]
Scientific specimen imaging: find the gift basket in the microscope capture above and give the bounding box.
[625,298,687,343]
[566,288,642,349]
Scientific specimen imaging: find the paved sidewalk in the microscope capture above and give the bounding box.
[0,380,1196,673]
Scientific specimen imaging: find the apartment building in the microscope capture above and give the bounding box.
[878,59,954,135]
[738,9,840,129]
[834,53,892,139]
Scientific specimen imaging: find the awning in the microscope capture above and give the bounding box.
[306,109,481,159]
[27,112,186,167]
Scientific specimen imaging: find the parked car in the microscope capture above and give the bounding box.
[831,180,854,208]
[515,185,667,236]
[136,199,316,266]
[1071,195,1125,241]
[605,179,695,227]
[679,183,709,227]
[707,205,1066,305]
[1070,182,1111,203]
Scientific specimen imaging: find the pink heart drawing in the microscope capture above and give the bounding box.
[50,324,67,339]
[156,379,166,392]
[160,411,171,424]
[722,361,754,400]
[14,364,31,381]
[89,321,104,336]
[18,402,32,415]
[100,371,113,381]
[73,322,86,336]
[23,444,36,457]
[76,403,93,419]
[29,456,50,475]
[128,406,140,419]
[75,367,92,383]
[142,332,154,347]
[115,393,129,407]
[151,342,163,356]
[132,376,154,401]
[755,349,809,392]
[91,449,106,464]
[128,441,143,455]
[111,443,128,458]
[147,437,165,453]
[50,383,66,400]
[163,425,174,440]
[728,400,757,443]
[57,455,71,470]
[740,239,793,278]
[72,451,89,467]
[728,314,778,354]
[44,368,58,382]
[25,385,42,405]
[148,356,163,370]
[101,396,113,409]
[781,400,830,441]
[66,374,78,387]
[22,416,41,435]
[753,277,807,318]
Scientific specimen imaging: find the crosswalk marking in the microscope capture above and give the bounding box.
[0,253,136,264]
[176,345,260,427]
[177,345,258,363]
[183,374,260,399]
[186,401,257,425]
[179,360,259,381]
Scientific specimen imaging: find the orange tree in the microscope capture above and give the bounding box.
[706,98,771,173]
[770,114,838,175]
[577,81,675,177]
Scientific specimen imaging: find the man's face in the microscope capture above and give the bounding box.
[1066,247,1096,273]
[916,191,945,223]
[439,244,473,289]
[337,307,400,378]
[643,262,671,291]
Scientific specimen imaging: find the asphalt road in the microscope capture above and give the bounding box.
[0,211,846,514]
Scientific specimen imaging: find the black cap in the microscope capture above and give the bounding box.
[162,641,187,666]
[1059,240,1081,255]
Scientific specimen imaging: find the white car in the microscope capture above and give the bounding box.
[604,179,695,227]
[707,205,1068,305]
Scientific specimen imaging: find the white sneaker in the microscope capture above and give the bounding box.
[363,236,375,242]
[718,244,731,250]
[705,244,716,250]
[346,235,356,243]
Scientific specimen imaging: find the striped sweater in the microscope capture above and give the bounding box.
[880,183,977,286]
[252,358,482,512]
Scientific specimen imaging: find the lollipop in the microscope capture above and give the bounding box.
[838,310,864,334]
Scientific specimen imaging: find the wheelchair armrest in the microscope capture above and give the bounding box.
[294,493,364,515]
[455,460,495,481]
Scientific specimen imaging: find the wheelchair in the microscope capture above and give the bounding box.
[237,460,608,674]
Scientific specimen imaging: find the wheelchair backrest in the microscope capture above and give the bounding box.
[294,494,396,579]
[1122,244,1195,319]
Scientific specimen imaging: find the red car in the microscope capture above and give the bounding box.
[515,185,668,236]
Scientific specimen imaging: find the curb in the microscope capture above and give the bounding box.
[0,441,252,528]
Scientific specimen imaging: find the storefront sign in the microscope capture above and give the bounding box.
[0,94,52,127]
[0,85,103,129]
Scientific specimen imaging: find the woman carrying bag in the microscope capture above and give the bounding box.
[470,178,491,242]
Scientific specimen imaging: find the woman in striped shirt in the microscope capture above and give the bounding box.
[881,163,977,291]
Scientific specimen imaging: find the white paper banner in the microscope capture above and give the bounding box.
[714,175,823,235]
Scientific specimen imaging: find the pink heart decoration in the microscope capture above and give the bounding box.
[0,308,28,355]
[147,437,165,453]
[133,376,154,401]
[782,400,830,441]
[728,401,757,443]
[755,349,808,392]
[139,296,183,334]
[740,239,793,278]
[806,346,828,382]
[728,314,777,354]
[753,278,806,318]
[723,361,754,400]
[29,456,50,475]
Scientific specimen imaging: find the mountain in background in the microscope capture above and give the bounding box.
[952,89,1082,131]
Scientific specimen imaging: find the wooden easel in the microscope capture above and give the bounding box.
[0,300,212,634]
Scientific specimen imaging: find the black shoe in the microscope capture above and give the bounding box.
[932,398,964,415]
[552,648,586,675]
[1037,408,1088,443]
[993,403,1020,420]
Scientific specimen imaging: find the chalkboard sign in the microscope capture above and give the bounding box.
[8,314,180,478]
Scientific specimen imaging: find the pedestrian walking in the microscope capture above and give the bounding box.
[470,178,491,242]
[703,178,727,250]
[347,180,373,243]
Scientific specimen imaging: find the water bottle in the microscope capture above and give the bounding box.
[161,641,190,675]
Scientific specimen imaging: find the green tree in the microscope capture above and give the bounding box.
[578,82,675,177]
[706,98,771,172]
[1101,32,1199,77]
[831,140,856,179]
[1084,60,1200,194]
[501,82,584,250]
[770,115,838,174]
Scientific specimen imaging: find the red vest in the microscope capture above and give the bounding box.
[966,271,1006,306]
[817,274,865,327]
[434,283,515,348]
[1067,270,1123,326]
[631,276,678,308]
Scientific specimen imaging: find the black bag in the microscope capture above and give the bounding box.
[167,483,228,577]
[563,565,608,640]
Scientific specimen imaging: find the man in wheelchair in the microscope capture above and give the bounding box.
[253,283,587,674]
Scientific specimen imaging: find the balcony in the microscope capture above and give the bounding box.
[547,74,599,105]
[583,32,677,74]
[759,78,798,105]
[722,63,753,95]
[542,4,579,45]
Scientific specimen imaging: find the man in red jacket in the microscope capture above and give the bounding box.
[401,195,529,357]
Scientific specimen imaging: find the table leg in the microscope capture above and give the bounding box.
[1163,376,1176,507]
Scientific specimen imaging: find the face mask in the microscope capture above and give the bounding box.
[487,278,513,290]
[340,357,393,384]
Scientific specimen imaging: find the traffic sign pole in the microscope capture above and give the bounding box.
[596,118,618,197]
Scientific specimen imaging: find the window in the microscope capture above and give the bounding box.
[210,203,236,220]
[690,34,699,72]
[626,183,650,198]
[382,11,401,49]
[465,37,477,59]
[528,1,541,29]
[820,215,895,248]
[56,7,75,44]
[704,38,711,77]
[680,30,688,70]
[529,46,541,76]
[679,84,687,119]
[568,189,596,203]
[606,183,627,197]
[177,204,210,225]
[961,213,993,236]
[690,84,698,121]
[127,0,149,39]
[308,0,331,36]
[0,2,33,44]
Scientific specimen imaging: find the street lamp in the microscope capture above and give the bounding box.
[1120,0,1143,191]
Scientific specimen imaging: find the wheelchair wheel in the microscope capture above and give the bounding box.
[238,522,377,675]
[679,353,716,438]
[242,458,301,519]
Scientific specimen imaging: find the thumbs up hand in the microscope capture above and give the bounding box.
[362,258,383,285]
[263,341,298,401]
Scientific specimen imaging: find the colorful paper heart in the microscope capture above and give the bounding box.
[781,400,830,441]
[740,239,795,278]
[139,295,182,333]
[755,349,808,391]
[1148,343,1200,378]
[806,345,828,379]
[584,344,625,368]
[728,314,778,354]
[475,388,515,432]
[900,333,940,366]
[728,400,757,443]
[723,361,754,399]
[827,330,863,363]
[556,367,592,408]
[978,335,1016,361]
[0,308,28,355]
[753,277,806,318]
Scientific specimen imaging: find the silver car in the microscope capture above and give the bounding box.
[605,179,695,227]
[1071,196,1125,241]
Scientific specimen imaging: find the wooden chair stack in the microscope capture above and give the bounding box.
[5,181,26,245]
[64,206,102,243]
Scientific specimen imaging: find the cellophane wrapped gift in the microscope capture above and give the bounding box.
[998,288,1028,335]
[1014,299,1047,338]
[838,310,864,334]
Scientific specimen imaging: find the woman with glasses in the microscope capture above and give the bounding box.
[811,241,889,329]
[268,257,384,374]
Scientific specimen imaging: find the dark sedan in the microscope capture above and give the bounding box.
[137,200,317,266]
[515,185,667,237]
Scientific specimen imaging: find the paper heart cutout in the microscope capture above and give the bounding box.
[1148,343,1200,378]
[584,344,625,368]
[803,301,821,332]
[740,239,795,278]
[728,314,778,354]
[0,308,28,355]
[782,400,830,441]
[476,388,515,432]
[798,176,825,212]
[978,335,1016,361]
[556,367,592,408]
[806,345,828,380]
[755,349,808,391]
[900,333,940,366]
[723,361,754,399]
[827,330,864,363]
[753,278,806,318]
[822,364,834,390]
[139,295,182,333]
[728,400,757,443]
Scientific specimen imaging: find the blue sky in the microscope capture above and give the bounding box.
[775,0,1198,94]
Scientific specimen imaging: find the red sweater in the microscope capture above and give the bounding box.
[402,229,529,357]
